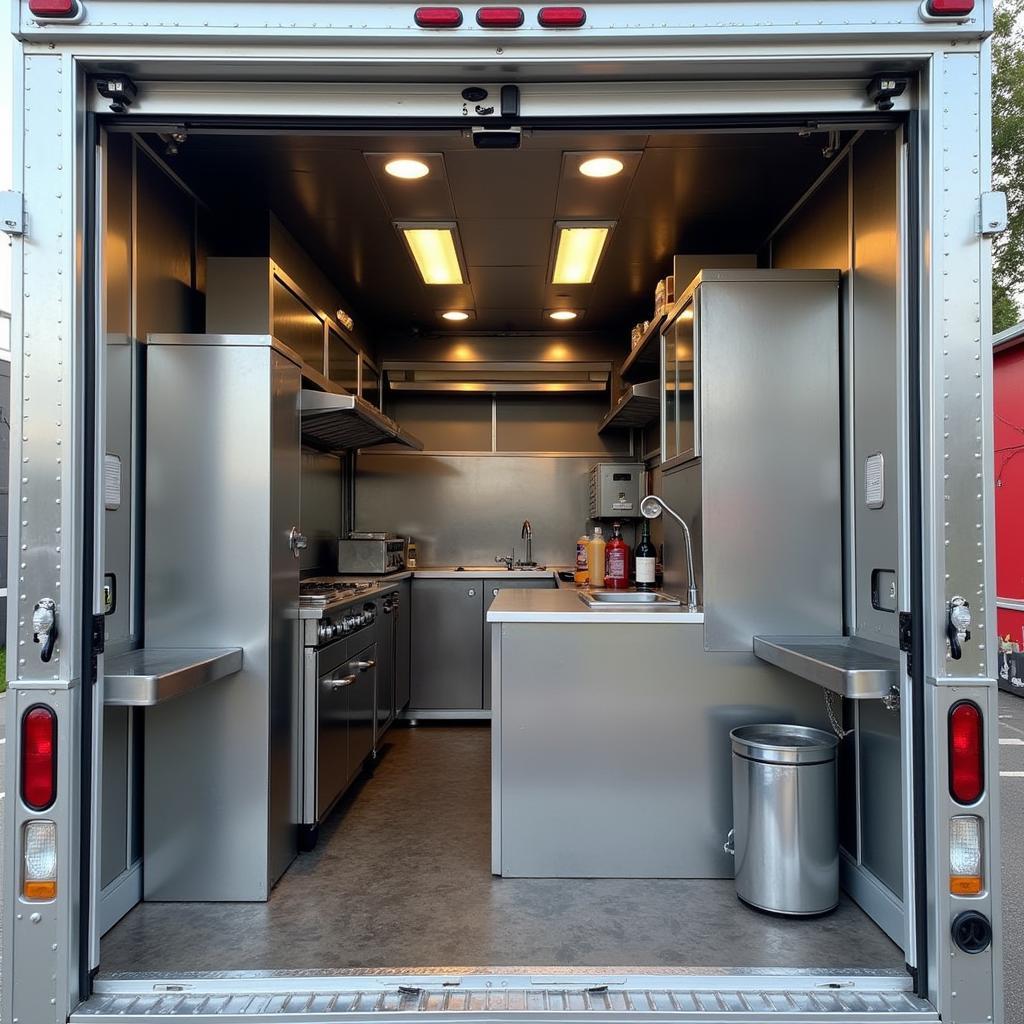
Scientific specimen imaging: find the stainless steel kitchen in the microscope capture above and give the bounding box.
[92,121,910,976]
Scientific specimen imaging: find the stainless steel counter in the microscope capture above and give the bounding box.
[488,587,704,624]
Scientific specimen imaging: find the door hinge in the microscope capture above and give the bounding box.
[899,611,913,675]
[89,613,105,684]
[978,191,1008,236]
[0,191,24,236]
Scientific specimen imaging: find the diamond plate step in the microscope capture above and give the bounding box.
[72,971,938,1022]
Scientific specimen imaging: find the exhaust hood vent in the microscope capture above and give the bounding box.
[384,361,610,395]
[300,391,423,452]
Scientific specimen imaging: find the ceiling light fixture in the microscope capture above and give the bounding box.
[399,225,465,285]
[442,310,471,321]
[548,310,578,321]
[385,158,430,179]
[579,156,624,178]
[551,223,613,285]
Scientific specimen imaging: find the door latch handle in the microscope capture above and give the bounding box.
[288,527,308,558]
[947,596,972,661]
[32,598,57,663]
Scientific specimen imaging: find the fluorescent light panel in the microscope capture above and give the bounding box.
[400,225,464,285]
[551,224,612,285]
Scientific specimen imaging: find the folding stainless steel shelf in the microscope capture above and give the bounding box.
[104,647,243,707]
[599,379,661,433]
[300,390,424,452]
[619,312,667,382]
[753,635,900,699]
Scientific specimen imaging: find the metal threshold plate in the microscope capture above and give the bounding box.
[73,970,936,1021]
[752,636,900,700]
[579,590,682,607]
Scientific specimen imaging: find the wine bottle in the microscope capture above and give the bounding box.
[635,519,656,591]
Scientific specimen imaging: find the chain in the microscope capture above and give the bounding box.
[825,689,854,739]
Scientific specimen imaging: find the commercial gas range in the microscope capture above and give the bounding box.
[298,577,388,849]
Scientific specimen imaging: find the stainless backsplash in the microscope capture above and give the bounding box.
[355,454,620,567]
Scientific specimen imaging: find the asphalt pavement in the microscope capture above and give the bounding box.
[999,689,1023,1023]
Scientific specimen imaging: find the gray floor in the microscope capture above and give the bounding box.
[101,723,902,974]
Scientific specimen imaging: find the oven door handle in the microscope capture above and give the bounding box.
[326,674,358,692]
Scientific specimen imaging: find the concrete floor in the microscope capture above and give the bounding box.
[101,722,902,974]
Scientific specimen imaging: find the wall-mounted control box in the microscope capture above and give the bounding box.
[589,463,645,519]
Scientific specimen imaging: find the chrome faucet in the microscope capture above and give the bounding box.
[640,495,699,612]
[520,519,535,566]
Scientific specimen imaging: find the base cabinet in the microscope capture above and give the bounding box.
[410,576,555,713]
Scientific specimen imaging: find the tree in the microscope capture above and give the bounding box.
[993,0,1024,332]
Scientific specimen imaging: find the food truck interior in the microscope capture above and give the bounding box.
[94,120,909,978]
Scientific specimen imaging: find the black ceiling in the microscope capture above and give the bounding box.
[164,128,840,337]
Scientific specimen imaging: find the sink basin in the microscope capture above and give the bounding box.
[578,590,682,608]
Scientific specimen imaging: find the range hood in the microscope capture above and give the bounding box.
[384,361,611,395]
[300,391,423,452]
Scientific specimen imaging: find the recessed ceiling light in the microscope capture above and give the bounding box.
[551,224,613,285]
[399,226,465,285]
[442,310,471,321]
[548,310,578,321]
[579,156,624,178]
[385,158,430,179]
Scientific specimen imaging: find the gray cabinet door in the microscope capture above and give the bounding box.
[411,579,484,709]
[483,577,556,710]
[396,580,412,711]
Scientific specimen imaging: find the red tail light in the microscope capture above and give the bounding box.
[28,0,78,15]
[949,701,984,805]
[22,706,58,812]
[477,6,525,27]
[538,6,586,27]
[414,6,463,27]
[926,0,974,15]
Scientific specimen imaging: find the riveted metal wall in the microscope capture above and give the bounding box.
[918,47,1003,1021]
[2,50,87,1024]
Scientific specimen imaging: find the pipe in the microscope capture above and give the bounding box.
[640,494,699,612]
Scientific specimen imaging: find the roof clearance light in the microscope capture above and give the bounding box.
[949,701,984,805]
[552,225,611,285]
[538,6,587,27]
[28,0,78,16]
[442,310,471,321]
[477,6,525,27]
[385,158,431,180]
[401,228,464,285]
[579,156,624,178]
[414,7,464,27]
[926,0,975,15]
[548,310,578,321]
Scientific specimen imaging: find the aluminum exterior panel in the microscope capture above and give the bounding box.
[699,275,843,651]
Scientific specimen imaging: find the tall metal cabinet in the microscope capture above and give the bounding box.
[143,334,302,901]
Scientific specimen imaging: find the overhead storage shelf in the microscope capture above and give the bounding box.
[599,379,660,433]
[752,635,900,700]
[619,313,666,383]
[104,647,243,707]
[301,391,424,452]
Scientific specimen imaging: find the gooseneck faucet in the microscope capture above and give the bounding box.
[520,519,534,566]
[640,495,699,612]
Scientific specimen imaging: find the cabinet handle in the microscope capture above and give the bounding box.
[468,588,476,597]
[329,675,357,691]
[493,588,499,597]
[354,659,376,672]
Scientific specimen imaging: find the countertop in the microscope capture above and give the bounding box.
[487,587,705,624]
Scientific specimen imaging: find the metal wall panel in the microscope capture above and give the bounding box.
[143,342,275,901]
[851,132,901,647]
[496,396,630,455]
[99,707,129,887]
[496,621,826,877]
[700,277,843,650]
[300,449,343,575]
[356,454,598,566]
[381,396,492,452]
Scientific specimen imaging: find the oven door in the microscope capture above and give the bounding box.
[347,641,377,780]
[315,638,351,821]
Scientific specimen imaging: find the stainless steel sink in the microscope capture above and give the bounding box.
[578,590,682,608]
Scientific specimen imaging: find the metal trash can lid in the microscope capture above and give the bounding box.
[730,724,839,765]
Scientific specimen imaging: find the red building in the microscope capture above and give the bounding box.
[995,320,1024,673]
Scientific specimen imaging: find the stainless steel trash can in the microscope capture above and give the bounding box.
[727,724,839,915]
